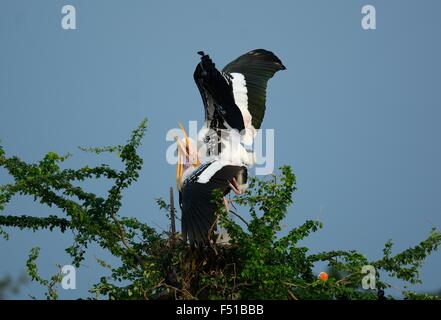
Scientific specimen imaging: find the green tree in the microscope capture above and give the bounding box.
[1,120,440,300]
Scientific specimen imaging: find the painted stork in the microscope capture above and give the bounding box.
[176,49,285,246]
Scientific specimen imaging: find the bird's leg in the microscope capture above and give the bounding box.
[229,193,238,211]
[229,177,242,195]
[223,196,229,211]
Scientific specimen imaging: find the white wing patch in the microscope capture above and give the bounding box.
[197,161,227,184]
[230,73,256,145]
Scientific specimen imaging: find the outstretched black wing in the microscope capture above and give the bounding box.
[222,49,286,129]
[193,53,245,132]
[181,162,247,246]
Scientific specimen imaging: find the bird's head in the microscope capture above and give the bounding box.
[175,124,200,191]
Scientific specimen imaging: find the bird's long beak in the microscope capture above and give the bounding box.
[175,136,189,157]
[178,123,200,167]
[175,136,185,191]
[178,123,190,163]
[175,124,201,191]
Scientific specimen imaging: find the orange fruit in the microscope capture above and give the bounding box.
[318,272,328,281]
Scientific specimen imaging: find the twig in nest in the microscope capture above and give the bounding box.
[287,289,298,300]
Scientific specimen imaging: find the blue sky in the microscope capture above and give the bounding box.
[1,0,440,299]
